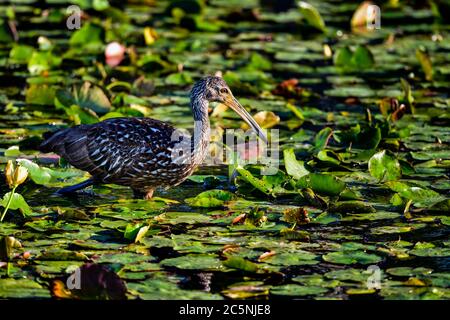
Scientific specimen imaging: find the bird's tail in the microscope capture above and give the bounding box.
[39,128,70,154]
[57,178,94,194]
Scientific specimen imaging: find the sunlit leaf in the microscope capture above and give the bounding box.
[243,111,280,129]
[368,150,402,182]
[56,82,112,114]
[185,190,235,208]
[4,146,20,157]
[9,45,34,64]
[283,148,309,179]
[298,1,327,32]
[223,257,258,273]
[296,173,346,196]
[386,181,446,207]
[0,192,32,217]
[271,284,328,296]
[351,45,375,69]
[0,279,50,298]
[69,22,103,46]
[124,223,149,243]
[416,47,433,81]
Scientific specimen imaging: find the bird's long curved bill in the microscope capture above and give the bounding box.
[226,97,268,144]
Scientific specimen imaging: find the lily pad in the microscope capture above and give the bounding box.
[155,212,211,225]
[263,251,318,266]
[368,150,402,181]
[386,181,446,207]
[160,255,224,271]
[283,148,309,179]
[185,190,235,208]
[0,279,51,298]
[271,284,328,296]
[223,257,258,273]
[298,2,326,32]
[0,192,32,217]
[322,251,382,265]
[296,174,346,196]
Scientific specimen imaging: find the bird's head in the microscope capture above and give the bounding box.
[191,76,268,143]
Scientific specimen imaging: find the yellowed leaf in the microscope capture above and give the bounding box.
[134,226,149,243]
[51,280,74,299]
[143,27,158,45]
[242,111,280,129]
[323,44,332,58]
[404,278,426,287]
[258,250,276,261]
[211,103,228,118]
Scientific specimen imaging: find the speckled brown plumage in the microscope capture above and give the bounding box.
[39,76,267,199]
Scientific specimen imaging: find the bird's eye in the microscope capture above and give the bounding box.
[219,88,228,94]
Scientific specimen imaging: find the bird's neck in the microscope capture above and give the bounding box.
[191,96,210,166]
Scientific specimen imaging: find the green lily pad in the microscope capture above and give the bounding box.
[386,267,433,277]
[296,173,346,196]
[271,284,328,297]
[222,281,270,299]
[386,181,446,207]
[283,148,309,179]
[236,167,274,195]
[223,257,258,273]
[4,145,21,157]
[124,223,149,243]
[368,150,402,182]
[329,201,376,214]
[55,82,112,115]
[342,211,400,221]
[185,189,235,208]
[0,279,51,298]
[325,268,374,283]
[263,251,318,266]
[35,249,89,261]
[371,223,426,235]
[155,212,211,225]
[0,192,32,217]
[96,253,154,264]
[128,278,223,300]
[314,127,333,150]
[16,159,79,185]
[322,251,382,265]
[160,254,224,271]
[409,247,450,257]
[298,1,326,32]
[292,274,340,288]
[313,212,342,224]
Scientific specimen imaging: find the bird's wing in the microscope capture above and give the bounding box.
[41,117,176,182]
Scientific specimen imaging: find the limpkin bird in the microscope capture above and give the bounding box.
[40,76,267,199]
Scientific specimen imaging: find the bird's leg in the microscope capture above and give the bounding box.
[133,188,154,200]
[144,189,154,200]
[57,178,94,195]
